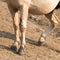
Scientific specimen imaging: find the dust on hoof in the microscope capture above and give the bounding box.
[18,46,25,55]
[10,45,17,51]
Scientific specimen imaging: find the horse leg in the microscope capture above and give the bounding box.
[8,5,20,51]
[18,5,29,55]
[38,12,58,45]
[11,10,20,51]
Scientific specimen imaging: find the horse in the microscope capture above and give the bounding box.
[1,0,60,55]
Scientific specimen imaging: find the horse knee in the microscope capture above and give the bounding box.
[20,21,27,32]
[15,25,19,31]
[14,19,19,29]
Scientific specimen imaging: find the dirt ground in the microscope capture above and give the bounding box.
[0,1,60,60]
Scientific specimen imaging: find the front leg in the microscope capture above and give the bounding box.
[11,10,20,51]
[8,5,20,52]
[18,4,29,55]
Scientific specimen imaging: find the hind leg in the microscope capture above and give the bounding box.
[38,12,58,45]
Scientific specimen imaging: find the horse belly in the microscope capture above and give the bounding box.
[30,0,59,14]
[29,6,43,15]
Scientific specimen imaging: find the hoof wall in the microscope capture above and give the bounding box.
[37,41,42,46]
[11,45,17,51]
[18,46,25,55]
[38,37,45,46]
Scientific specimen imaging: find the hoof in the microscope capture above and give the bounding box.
[38,37,45,46]
[18,46,25,55]
[37,40,42,46]
[10,45,17,51]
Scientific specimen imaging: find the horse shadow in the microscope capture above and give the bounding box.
[0,31,38,45]
[0,31,60,54]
